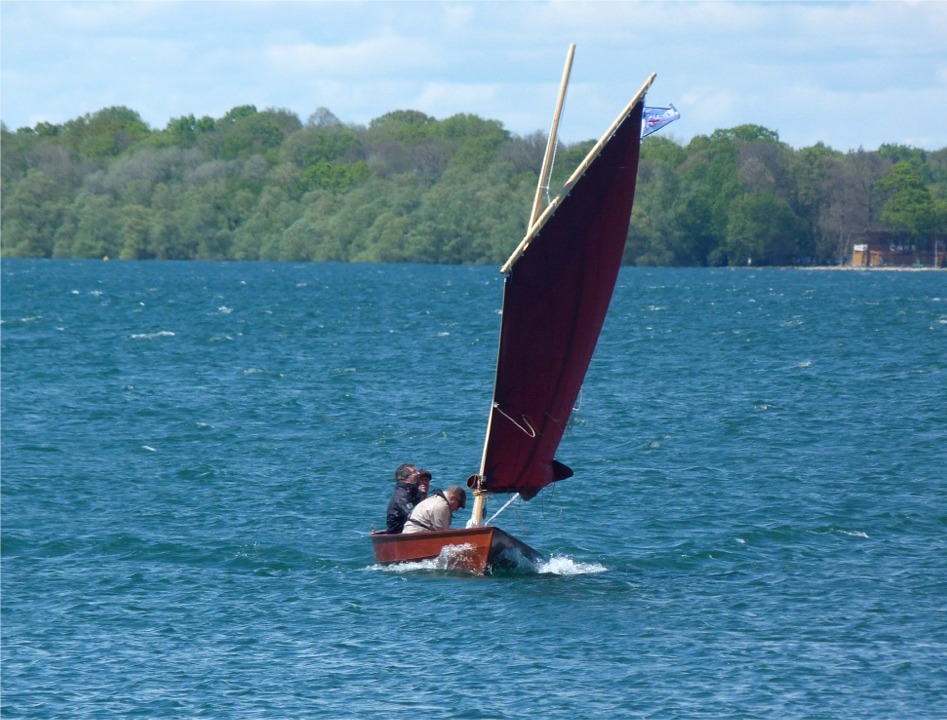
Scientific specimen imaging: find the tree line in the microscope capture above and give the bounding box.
[2,104,945,266]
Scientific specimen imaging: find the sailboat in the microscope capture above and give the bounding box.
[372,47,669,574]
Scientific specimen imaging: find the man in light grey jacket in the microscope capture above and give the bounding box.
[401,485,466,534]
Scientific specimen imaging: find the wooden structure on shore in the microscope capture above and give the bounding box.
[850,232,946,268]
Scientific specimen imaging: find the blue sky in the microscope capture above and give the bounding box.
[2,1,945,151]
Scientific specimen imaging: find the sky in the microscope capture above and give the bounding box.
[2,1,945,152]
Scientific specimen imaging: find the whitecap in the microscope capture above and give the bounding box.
[536,555,607,575]
[218,306,233,314]
[141,445,157,453]
[130,331,175,340]
[839,530,869,539]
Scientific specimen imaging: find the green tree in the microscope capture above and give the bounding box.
[70,193,120,258]
[679,131,741,265]
[4,100,945,266]
[792,143,844,262]
[118,204,156,259]
[629,136,687,265]
[878,160,937,240]
[0,169,65,257]
[232,187,300,260]
[281,123,363,167]
[209,107,301,162]
[162,113,215,147]
[62,106,150,159]
[438,114,510,173]
[724,191,803,266]
[368,110,436,145]
[299,160,370,193]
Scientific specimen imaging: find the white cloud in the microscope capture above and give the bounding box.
[266,31,438,80]
[1,1,944,150]
[414,81,503,117]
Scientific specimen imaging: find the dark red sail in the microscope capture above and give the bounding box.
[481,100,645,499]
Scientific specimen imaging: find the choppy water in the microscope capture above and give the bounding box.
[2,260,945,718]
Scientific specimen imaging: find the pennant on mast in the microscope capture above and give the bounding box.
[642,104,681,138]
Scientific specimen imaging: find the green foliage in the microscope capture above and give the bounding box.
[878,160,937,239]
[61,106,151,159]
[628,137,685,265]
[1,169,68,257]
[299,160,369,193]
[369,110,436,142]
[210,107,302,162]
[2,103,944,265]
[70,193,120,258]
[724,191,804,266]
[162,114,216,147]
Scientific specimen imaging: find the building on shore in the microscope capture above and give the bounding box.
[849,231,946,268]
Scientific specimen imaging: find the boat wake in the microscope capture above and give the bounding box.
[492,550,608,576]
[372,543,482,574]
[534,555,608,576]
[369,548,607,576]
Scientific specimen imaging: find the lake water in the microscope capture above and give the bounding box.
[2,260,945,718]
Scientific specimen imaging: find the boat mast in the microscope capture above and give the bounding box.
[528,43,575,230]
[469,44,576,529]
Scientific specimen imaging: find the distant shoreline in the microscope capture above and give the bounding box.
[792,265,944,272]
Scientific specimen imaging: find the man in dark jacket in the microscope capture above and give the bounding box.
[385,464,431,533]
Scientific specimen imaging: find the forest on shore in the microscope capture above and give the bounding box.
[2,104,945,266]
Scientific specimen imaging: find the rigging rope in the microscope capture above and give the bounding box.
[544,138,559,207]
[494,404,537,437]
[486,493,521,525]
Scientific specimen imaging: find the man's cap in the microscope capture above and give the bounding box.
[447,484,466,509]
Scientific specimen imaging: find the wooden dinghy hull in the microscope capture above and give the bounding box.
[371,526,541,575]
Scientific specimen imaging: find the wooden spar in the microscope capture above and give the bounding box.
[528,44,575,230]
[471,394,494,524]
[470,45,576,529]
[500,72,658,275]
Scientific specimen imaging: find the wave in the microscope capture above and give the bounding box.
[368,547,607,577]
[535,555,608,575]
[129,330,175,340]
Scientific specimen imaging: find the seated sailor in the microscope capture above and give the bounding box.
[402,484,466,534]
[385,464,429,534]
